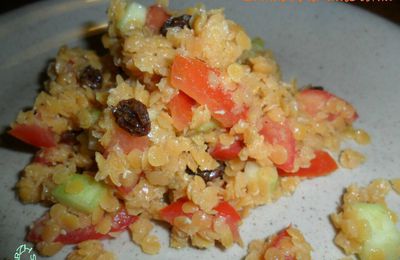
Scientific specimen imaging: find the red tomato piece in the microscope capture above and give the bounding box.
[160,198,241,242]
[278,150,338,178]
[159,197,191,225]
[28,209,137,244]
[9,124,56,148]
[268,227,295,260]
[214,201,241,241]
[259,118,296,172]
[26,215,48,243]
[297,89,358,123]
[146,5,170,32]
[297,89,333,116]
[167,91,196,131]
[56,226,106,244]
[210,139,243,161]
[108,126,149,154]
[270,228,290,248]
[170,55,246,128]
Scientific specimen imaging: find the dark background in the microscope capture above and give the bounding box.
[1,0,399,25]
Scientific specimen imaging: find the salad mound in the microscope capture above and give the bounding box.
[9,0,369,258]
[245,226,312,260]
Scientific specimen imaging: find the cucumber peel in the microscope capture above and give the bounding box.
[52,174,106,214]
[352,203,400,260]
[245,162,278,201]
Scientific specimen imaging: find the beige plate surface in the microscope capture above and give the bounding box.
[0,0,399,259]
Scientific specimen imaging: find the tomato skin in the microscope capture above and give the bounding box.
[28,209,137,244]
[167,91,196,131]
[270,228,290,248]
[297,89,333,117]
[268,227,295,260]
[278,150,338,178]
[108,126,149,154]
[159,198,191,225]
[146,5,170,32]
[260,118,296,172]
[170,55,246,128]
[55,226,105,244]
[210,140,243,161]
[213,201,241,241]
[297,89,358,123]
[9,124,56,148]
[160,198,241,241]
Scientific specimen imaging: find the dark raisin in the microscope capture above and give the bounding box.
[79,65,103,90]
[112,98,151,136]
[186,162,225,183]
[60,129,83,145]
[160,14,192,36]
[307,85,324,90]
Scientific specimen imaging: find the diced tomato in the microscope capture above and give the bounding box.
[278,150,338,178]
[210,139,243,161]
[260,117,296,172]
[297,89,333,116]
[268,227,295,260]
[270,228,291,248]
[28,209,137,244]
[214,201,241,241]
[159,197,191,225]
[56,226,105,244]
[167,91,196,131]
[26,215,47,243]
[170,55,246,128]
[108,126,149,154]
[9,124,56,148]
[297,88,358,123]
[160,198,241,242]
[146,5,170,32]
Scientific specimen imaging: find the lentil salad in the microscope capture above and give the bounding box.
[6,0,382,259]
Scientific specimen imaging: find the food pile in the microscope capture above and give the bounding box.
[9,0,398,259]
[245,226,312,260]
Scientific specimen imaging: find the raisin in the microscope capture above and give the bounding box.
[186,162,225,183]
[79,65,103,89]
[160,14,192,36]
[112,98,151,136]
[60,129,83,145]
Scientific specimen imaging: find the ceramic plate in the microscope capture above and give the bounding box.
[1,0,399,259]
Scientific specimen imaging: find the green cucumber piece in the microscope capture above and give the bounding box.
[352,203,400,260]
[245,162,278,197]
[117,1,147,34]
[52,174,106,214]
